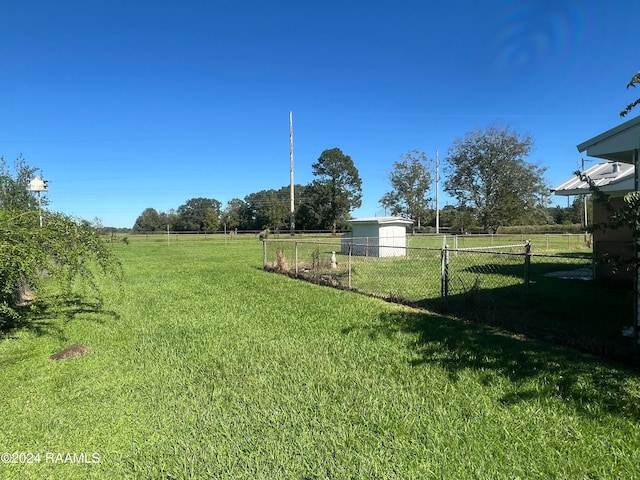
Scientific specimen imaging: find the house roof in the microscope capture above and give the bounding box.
[347,216,414,226]
[552,161,635,196]
[577,115,640,163]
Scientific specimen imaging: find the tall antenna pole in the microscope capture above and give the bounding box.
[289,111,295,236]
[435,149,440,234]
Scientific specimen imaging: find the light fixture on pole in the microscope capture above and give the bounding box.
[28,175,48,227]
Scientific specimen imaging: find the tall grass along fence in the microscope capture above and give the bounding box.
[262,236,592,311]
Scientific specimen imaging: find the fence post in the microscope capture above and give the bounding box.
[524,240,531,293]
[295,241,299,276]
[348,243,352,289]
[262,239,267,268]
[441,244,449,300]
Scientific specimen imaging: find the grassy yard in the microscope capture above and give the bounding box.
[1,238,639,478]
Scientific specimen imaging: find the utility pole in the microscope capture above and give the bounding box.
[435,149,440,234]
[289,111,295,236]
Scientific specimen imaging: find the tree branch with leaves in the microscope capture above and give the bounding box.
[619,71,640,117]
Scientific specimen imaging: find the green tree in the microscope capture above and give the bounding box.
[444,125,549,233]
[244,189,288,231]
[159,209,179,231]
[175,197,222,231]
[620,71,640,117]
[295,184,326,231]
[203,207,219,232]
[311,148,362,234]
[0,158,121,329]
[0,155,45,211]
[132,207,163,232]
[550,205,571,225]
[380,150,432,227]
[450,209,477,234]
[221,198,251,230]
[549,197,586,225]
[437,205,477,234]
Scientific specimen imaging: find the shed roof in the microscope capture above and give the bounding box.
[577,115,640,163]
[347,216,414,226]
[552,161,634,196]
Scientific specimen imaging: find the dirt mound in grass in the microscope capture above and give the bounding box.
[49,344,91,361]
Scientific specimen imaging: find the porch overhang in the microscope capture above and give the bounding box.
[577,115,640,163]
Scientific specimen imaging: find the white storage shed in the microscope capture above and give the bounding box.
[341,216,414,257]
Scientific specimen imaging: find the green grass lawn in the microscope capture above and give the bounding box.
[1,238,639,479]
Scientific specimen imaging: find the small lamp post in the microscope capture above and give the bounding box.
[28,176,48,227]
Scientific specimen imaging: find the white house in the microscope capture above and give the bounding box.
[341,216,414,257]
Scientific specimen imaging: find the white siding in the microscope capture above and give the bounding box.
[341,217,411,257]
[379,225,407,257]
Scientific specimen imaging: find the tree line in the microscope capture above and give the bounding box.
[133,125,575,234]
[133,147,363,233]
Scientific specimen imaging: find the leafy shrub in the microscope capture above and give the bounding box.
[0,159,122,329]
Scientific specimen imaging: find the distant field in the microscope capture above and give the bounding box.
[1,238,638,479]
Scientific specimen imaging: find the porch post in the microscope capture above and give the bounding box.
[635,147,639,351]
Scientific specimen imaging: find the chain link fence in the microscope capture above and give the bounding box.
[262,237,593,310]
[261,236,640,362]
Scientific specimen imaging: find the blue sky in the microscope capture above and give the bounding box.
[2,0,639,228]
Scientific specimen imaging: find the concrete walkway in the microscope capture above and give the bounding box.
[544,267,593,281]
